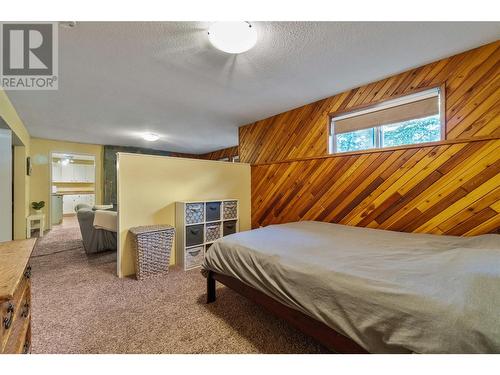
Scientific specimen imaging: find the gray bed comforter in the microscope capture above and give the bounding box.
[202,221,500,353]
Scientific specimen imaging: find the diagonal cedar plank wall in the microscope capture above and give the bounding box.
[199,146,239,160]
[241,42,500,234]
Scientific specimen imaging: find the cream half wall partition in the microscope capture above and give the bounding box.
[117,153,251,278]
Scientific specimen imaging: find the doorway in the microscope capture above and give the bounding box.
[50,152,96,228]
[0,128,12,242]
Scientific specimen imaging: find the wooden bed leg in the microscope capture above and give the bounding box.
[207,271,216,303]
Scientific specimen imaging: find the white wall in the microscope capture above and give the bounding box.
[0,128,12,242]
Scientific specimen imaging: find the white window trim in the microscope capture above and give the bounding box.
[329,87,442,154]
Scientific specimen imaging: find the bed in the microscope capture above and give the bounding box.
[201,221,500,353]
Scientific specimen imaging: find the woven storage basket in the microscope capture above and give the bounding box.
[129,224,175,280]
[205,223,221,242]
[223,201,237,220]
[185,203,204,224]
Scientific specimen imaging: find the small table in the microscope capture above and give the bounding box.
[26,214,45,238]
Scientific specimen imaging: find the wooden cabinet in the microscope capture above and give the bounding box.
[175,200,239,271]
[52,163,62,182]
[84,194,95,207]
[63,194,95,214]
[52,163,95,183]
[62,195,74,214]
[0,239,35,354]
[85,164,95,183]
[61,164,73,181]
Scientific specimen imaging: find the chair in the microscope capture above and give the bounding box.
[76,206,117,254]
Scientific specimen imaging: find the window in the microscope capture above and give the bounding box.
[329,88,442,154]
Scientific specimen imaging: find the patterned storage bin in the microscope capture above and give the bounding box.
[185,246,204,269]
[223,201,238,220]
[185,203,204,224]
[205,223,221,242]
[129,224,175,280]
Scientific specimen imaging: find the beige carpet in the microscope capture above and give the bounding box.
[30,219,327,354]
[32,215,82,257]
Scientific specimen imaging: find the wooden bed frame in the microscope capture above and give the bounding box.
[206,270,368,354]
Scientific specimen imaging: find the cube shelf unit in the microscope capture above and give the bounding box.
[175,199,239,271]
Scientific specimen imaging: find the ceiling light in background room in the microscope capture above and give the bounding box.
[208,22,257,54]
[142,132,160,141]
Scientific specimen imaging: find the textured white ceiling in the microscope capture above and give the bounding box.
[7,22,500,154]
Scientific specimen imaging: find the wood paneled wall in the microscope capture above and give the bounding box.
[252,139,500,235]
[199,146,239,161]
[242,42,500,235]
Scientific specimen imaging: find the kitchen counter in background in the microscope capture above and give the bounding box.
[51,193,96,219]
[53,191,95,195]
[52,181,95,195]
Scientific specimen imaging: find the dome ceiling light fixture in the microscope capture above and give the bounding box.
[208,21,257,54]
[142,132,160,142]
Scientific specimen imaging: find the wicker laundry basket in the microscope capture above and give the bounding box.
[129,224,175,280]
